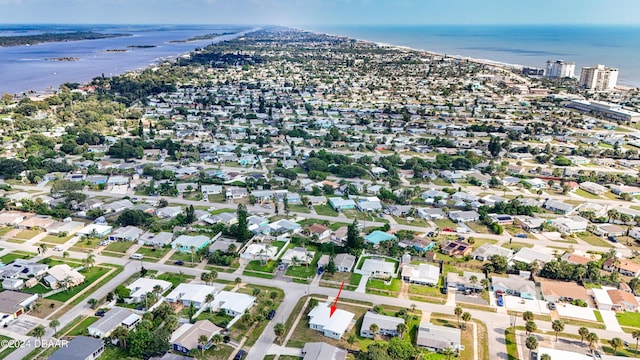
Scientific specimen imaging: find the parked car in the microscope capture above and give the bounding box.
[174,260,184,266]
[95,310,106,317]
[234,350,246,360]
[442,228,455,232]
[223,335,231,343]
[317,267,324,275]
[516,233,528,238]
[267,310,276,320]
[608,235,618,243]
[548,302,556,310]
[53,246,63,251]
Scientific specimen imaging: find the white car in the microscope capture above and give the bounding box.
[53,246,63,251]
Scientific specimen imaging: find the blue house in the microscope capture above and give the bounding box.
[365,231,397,245]
[329,197,356,211]
[491,276,536,300]
[172,235,211,252]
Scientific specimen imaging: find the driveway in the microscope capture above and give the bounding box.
[355,275,368,293]
[599,309,623,332]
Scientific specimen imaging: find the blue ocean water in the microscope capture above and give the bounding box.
[306,25,640,87]
[0,25,248,94]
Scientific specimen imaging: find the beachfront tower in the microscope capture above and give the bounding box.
[579,64,619,91]
[545,60,576,78]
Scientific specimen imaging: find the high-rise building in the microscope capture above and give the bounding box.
[545,60,576,78]
[579,64,619,91]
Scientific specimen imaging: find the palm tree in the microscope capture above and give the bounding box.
[274,322,285,341]
[209,270,218,282]
[610,337,623,355]
[396,323,407,337]
[30,325,45,341]
[235,277,242,286]
[201,272,211,285]
[540,354,551,360]
[62,251,69,259]
[454,306,463,328]
[469,275,478,290]
[38,243,48,255]
[197,334,209,356]
[49,319,60,335]
[461,312,471,329]
[111,326,129,349]
[85,254,95,269]
[551,320,564,341]
[632,329,640,355]
[525,336,538,359]
[480,278,490,291]
[523,311,534,322]
[442,347,457,360]
[205,293,215,312]
[587,332,599,349]
[190,246,196,264]
[369,323,379,339]
[211,333,223,349]
[347,334,357,349]
[578,327,589,344]
[525,321,537,336]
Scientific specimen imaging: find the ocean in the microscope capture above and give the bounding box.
[0,25,249,95]
[2,24,640,94]
[305,25,640,87]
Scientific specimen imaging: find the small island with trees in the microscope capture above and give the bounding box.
[44,57,80,62]
[127,45,157,49]
[167,31,238,43]
[0,31,131,47]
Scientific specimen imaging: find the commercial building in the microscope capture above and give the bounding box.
[579,64,618,90]
[566,99,640,122]
[545,60,575,78]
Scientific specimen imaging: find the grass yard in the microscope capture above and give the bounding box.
[70,237,100,252]
[394,216,432,227]
[289,204,310,213]
[616,311,640,328]
[47,266,112,302]
[196,310,235,328]
[575,188,601,199]
[0,335,18,359]
[504,327,518,360]
[0,251,36,264]
[6,238,25,244]
[342,209,389,223]
[66,316,99,336]
[432,218,459,230]
[156,272,195,288]
[313,204,338,216]
[366,278,402,296]
[408,284,446,298]
[0,227,14,237]
[41,234,74,244]
[470,238,498,247]
[105,241,135,253]
[169,251,200,266]
[14,229,41,240]
[501,242,533,250]
[465,222,490,234]
[430,315,486,360]
[135,246,169,260]
[210,207,234,215]
[245,260,278,273]
[576,232,613,248]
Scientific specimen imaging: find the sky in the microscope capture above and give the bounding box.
[0,0,639,26]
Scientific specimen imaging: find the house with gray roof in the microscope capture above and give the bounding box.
[360,311,405,338]
[48,336,104,360]
[87,307,141,338]
[543,199,574,214]
[492,275,537,300]
[417,322,462,352]
[108,226,144,242]
[302,342,347,360]
[333,253,356,272]
[470,244,514,261]
[138,231,173,246]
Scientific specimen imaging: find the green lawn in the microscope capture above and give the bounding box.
[169,251,200,266]
[245,260,278,273]
[393,216,432,227]
[105,241,135,253]
[14,229,41,240]
[432,218,459,230]
[70,237,100,252]
[408,284,446,298]
[501,242,533,250]
[576,232,613,247]
[575,188,601,199]
[135,246,169,259]
[41,234,74,244]
[616,311,640,328]
[0,227,14,237]
[366,278,402,294]
[0,251,36,264]
[289,204,310,213]
[66,316,99,336]
[47,266,112,302]
[156,272,195,288]
[313,204,338,216]
[196,310,235,328]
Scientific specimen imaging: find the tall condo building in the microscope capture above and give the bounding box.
[579,64,619,91]
[545,60,575,78]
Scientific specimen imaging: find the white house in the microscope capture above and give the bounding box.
[43,265,85,289]
[554,216,589,234]
[241,243,277,261]
[360,258,395,278]
[333,253,356,272]
[417,322,462,352]
[280,247,315,265]
[87,307,141,338]
[165,283,219,309]
[308,302,355,340]
[360,311,404,338]
[126,278,172,303]
[401,263,440,286]
[209,291,255,316]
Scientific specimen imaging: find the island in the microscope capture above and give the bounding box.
[103,49,129,53]
[0,31,131,47]
[44,57,80,61]
[167,31,237,43]
[127,45,157,49]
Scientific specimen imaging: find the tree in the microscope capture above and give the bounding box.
[190,245,196,264]
[198,334,209,356]
[369,323,379,339]
[84,254,95,269]
[184,205,195,224]
[49,319,60,334]
[525,321,537,335]
[525,336,538,359]
[578,326,589,344]
[454,306,463,328]
[461,312,471,329]
[205,293,215,312]
[235,277,242,285]
[111,326,129,349]
[488,137,502,158]
[469,275,478,288]
[38,243,48,255]
[442,347,457,360]
[633,329,640,355]
[88,298,98,309]
[346,219,364,255]
[610,337,623,355]
[30,325,45,341]
[551,320,564,341]
[274,322,285,340]
[587,332,599,349]
[523,311,534,322]
[236,204,250,242]
[211,333,223,349]
[480,278,490,290]
[62,251,69,259]
[540,354,551,360]
[387,337,415,360]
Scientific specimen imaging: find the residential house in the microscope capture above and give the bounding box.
[589,223,625,237]
[441,241,473,257]
[225,187,248,199]
[365,231,397,245]
[470,244,514,262]
[108,226,144,242]
[137,231,173,247]
[525,178,547,189]
[17,215,56,230]
[360,258,395,278]
[156,206,183,219]
[0,259,48,280]
[360,311,405,338]
[201,185,223,196]
[401,263,440,286]
[355,197,382,212]
[579,181,607,196]
[126,278,172,303]
[308,302,355,340]
[543,199,574,214]
[0,291,38,326]
[171,320,221,355]
[209,291,255,316]
[241,243,277,261]
[514,216,545,231]
[446,271,486,293]
[333,253,356,272]
[172,235,211,252]
[308,224,331,241]
[0,211,30,226]
[539,279,590,303]
[511,247,554,264]
[448,210,480,223]
[607,289,639,311]
[417,207,445,220]
[281,247,315,266]
[165,283,219,309]
[492,275,537,300]
[602,258,640,277]
[43,264,85,289]
[301,343,347,360]
[87,307,141,338]
[48,336,105,360]
[554,216,589,234]
[329,198,356,211]
[489,214,514,225]
[102,200,134,213]
[269,219,302,234]
[417,322,462,352]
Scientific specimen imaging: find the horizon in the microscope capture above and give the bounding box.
[0,0,639,26]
